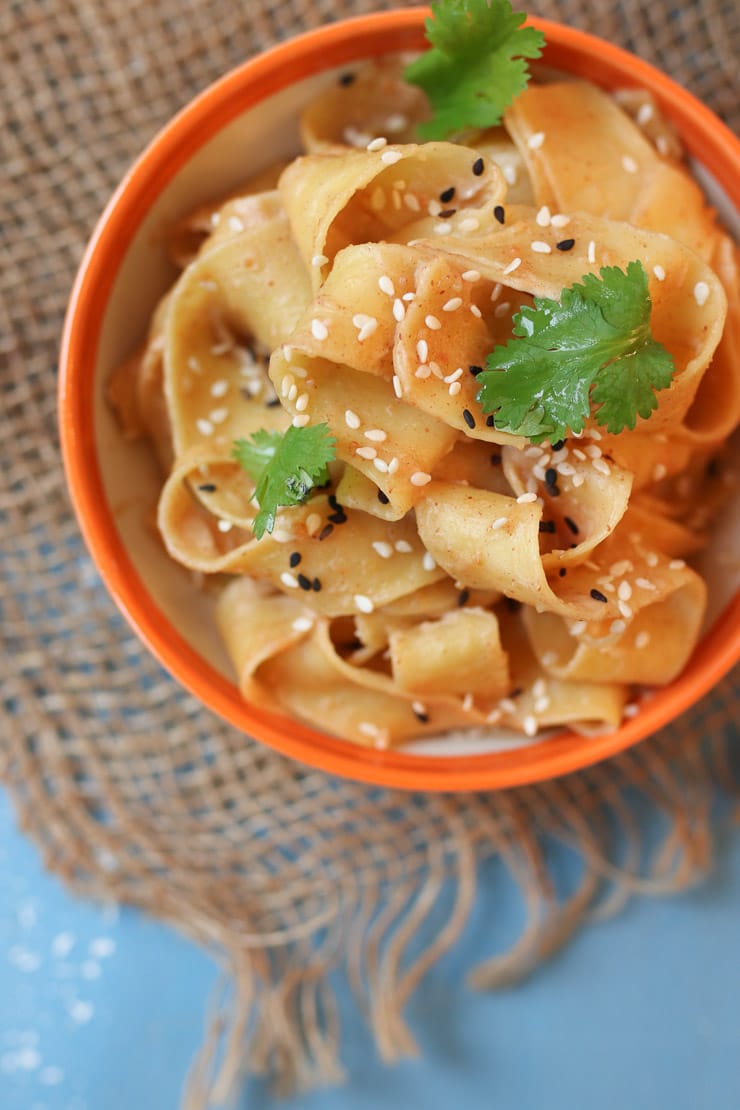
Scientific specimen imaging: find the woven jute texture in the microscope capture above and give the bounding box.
[2,0,739,1105]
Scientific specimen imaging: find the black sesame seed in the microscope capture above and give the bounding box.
[266,397,282,407]
[297,573,312,591]
[490,452,502,465]
[564,516,579,535]
[457,588,470,607]
[328,510,347,524]
[468,364,484,376]
[289,551,301,567]
[462,408,476,429]
[550,439,565,451]
[198,483,217,493]
[559,567,567,577]
[413,708,430,723]
[539,520,556,534]
[339,72,356,86]
[508,687,523,698]
[472,156,485,175]
[318,524,334,541]
[590,588,608,603]
[377,489,390,505]
[486,414,496,427]
[493,204,505,224]
[438,208,457,219]
[312,577,322,591]
[505,597,522,613]
[545,467,558,486]
[328,493,340,511]
[439,186,456,203]
[556,238,575,252]
[344,638,363,652]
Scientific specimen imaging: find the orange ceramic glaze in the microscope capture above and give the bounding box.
[59,10,740,791]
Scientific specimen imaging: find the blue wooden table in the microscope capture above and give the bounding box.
[1,785,739,1110]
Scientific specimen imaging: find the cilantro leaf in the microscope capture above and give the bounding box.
[232,424,336,539]
[476,261,675,443]
[404,0,545,140]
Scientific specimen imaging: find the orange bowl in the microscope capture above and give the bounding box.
[59,8,740,791]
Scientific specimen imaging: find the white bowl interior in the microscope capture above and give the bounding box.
[93,62,740,756]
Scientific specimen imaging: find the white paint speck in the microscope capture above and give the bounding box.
[68,1000,94,1025]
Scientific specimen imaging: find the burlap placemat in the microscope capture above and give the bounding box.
[2,0,739,1105]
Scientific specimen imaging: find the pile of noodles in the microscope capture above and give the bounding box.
[109,59,740,749]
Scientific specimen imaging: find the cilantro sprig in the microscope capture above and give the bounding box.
[476,262,675,443]
[404,0,545,140]
[232,424,336,539]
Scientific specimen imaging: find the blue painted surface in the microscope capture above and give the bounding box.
[1,784,739,1110]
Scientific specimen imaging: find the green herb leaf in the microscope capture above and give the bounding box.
[232,424,336,539]
[476,261,675,443]
[404,0,545,140]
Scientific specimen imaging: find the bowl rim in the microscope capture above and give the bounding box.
[59,7,740,792]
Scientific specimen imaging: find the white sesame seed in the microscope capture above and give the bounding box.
[494,301,511,318]
[528,131,545,150]
[373,457,389,473]
[491,516,508,532]
[459,217,480,232]
[425,314,442,330]
[461,692,474,711]
[572,474,585,487]
[388,457,399,474]
[433,223,452,236]
[444,367,464,383]
[210,379,228,397]
[448,381,462,396]
[287,383,298,402]
[422,551,436,571]
[392,374,402,398]
[305,513,322,535]
[502,257,522,275]
[635,630,650,649]
[369,186,385,211]
[550,214,571,228]
[395,539,413,553]
[365,428,387,442]
[187,355,203,373]
[404,193,421,212]
[570,620,587,636]
[637,102,654,125]
[531,240,552,254]
[393,298,406,322]
[588,240,596,264]
[372,541,394,559]
[410,471,432,487]
[622,154,639,174]
[356,445,377,460]
[292,414,310,428]
[415,364,431,379]
[534,696,551,714]
[573,448,586,460]
[623,703,640,718]
[443,297,463,312]
[669,558,686,570]
[354,594,375,613]
[556,461,575,476]
[228,215,244,232]
[502,163,518,185]
[428,199,442,217]
[311,253,329,267]
[403,291,416,301]
[281,572,299,588]
[635,577,656,590]
[653,265,666,282]
[532,678,547,698]
[517,491,538,503]
[618,600,633,619]
[345,409,361,429]
[378,275,394,296]
[523,715,539,737]
[366,136,387,151]
[470,304,482,318]
[381,149,403,166]
[653,463,668,481]
[585,444,602,458]
[610,619,626,635]
[645,551,659,567]
[536,205,551,227]
[416,339,429,362]
[295,393,309,413]
[292,616,314,632]
[209,407,228,424]
[618,581,633,601]
[542,651,558,666]
[656,136,670,156]
[217,519,233,532]
[694,281,710,306]
[462,269,481,282]
[311,319,329,341]
[281,374,294,398]
[592,458,611,476]
[196,418,214,436]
